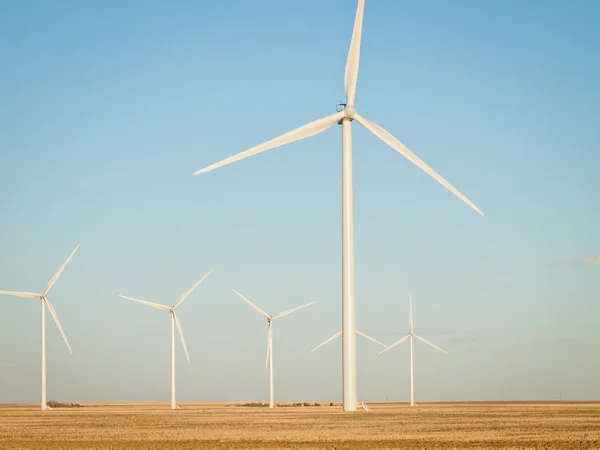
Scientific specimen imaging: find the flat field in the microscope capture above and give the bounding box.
[1,402,599,449]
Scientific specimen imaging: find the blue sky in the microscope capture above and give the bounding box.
[0,0,599,404]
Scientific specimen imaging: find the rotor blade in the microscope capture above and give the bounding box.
[273,301,316,320]
[414,334,448,354]
[378,334,410,355]
[0,291,41,299]
[232,289,270,319]
[311,330,342,352]
[409,294,413,334]
[357,330,387,348]
[44,298,72,353]
[354,113,484,216]
[44,245,80,295]
[194,111,345,175]
[265,322,272,368]
[118,295,170,311]
[173,312,190,363]
[344,0,365,105]
[173,270,212,310]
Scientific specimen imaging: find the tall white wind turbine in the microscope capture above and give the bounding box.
[194,0,483,411]
[379,295,447,406]
[119,270,211,410]
[0,245,79,411]
[233,289,315,408]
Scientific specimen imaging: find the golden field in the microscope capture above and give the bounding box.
[0,402,599,449]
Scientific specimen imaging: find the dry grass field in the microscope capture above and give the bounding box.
[0,402,599,449]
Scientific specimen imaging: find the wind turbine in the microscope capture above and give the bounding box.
[119,270,211,410]
[311,328,387,411]
[311,329,387,352]
[193,0,483,411]
[379,295,447,406]
[0,245,79,411]
[233,289,315,408]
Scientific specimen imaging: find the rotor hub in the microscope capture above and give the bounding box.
[344,105,356,119]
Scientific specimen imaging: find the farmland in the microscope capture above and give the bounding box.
[1,402,599,449]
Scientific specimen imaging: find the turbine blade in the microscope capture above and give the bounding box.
[273,301,316,320]
[414,334,448,354]
[357,330,387,348]
[232,289,270,319]
[173,312,190,363]
[354,113,484,216]
[378,334,410,355]
[0,291,41,299]
[118,295,170,311]
[344,0,365,105]
[173,270,212,310]
[194,111,345,175]
[44,245,80,295]
[409,294,413,334]
[265,322,272,368]
[44,298,72,353]
[311,330,342,352]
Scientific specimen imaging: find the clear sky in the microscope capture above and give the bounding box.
[0,0,599,404]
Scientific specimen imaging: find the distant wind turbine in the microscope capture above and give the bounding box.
[194,0,483,411]
[119,270,211,409]
[233,289,315,408]
[311,330,387,352]
[0,245,79,411]
[311,329,387,411]
[379,295,447,406]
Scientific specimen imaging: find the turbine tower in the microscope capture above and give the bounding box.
[119,270,211,409]
[379,295,447,406]
[193,0,483,411]
[0,245,79,411]
[233,289,315,408]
